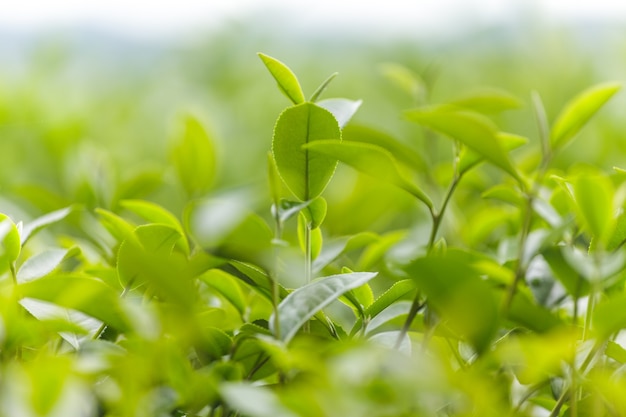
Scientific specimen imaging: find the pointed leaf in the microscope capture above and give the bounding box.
[572,173,614,246]
[21,206,73,245]
[171,115,216,196]
[459,132,527,174]
[272,102,341,201]
[18,276,131,331]
[404,251,499,354]
[309,72,337,102]
[305,140,433,209]
[221,382,298,417]
[448,88,522,114]
[271,271,378,342]
[343,124,427,172]
[258,53,305,105]
[316,98,362,128]
[17,247,80,283]
[551,82,621,150]
[0,215,21,273]
[300,196,327,229]
[121,199,189,255]
[406,108,520,181]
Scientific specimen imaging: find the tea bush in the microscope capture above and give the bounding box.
[1,35,626,417]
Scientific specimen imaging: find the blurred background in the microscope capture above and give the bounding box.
[2,0,626,271]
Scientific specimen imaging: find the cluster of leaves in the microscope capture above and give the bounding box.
[1,50,626,417]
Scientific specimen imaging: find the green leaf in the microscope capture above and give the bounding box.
[18,276,131,331]
[271,271,378,343]
[21,206,73,245]
[309,72,337,102]
[297,214,323,260]
[17,247,80,282]
[606,341,626,364]
[342,124,427,173]
[95,208,136,242]
[171,115,216,196]
[304,140,433,209]
[481,184,525,207]
[448,88,522,114]
[551,82,621,150]
[404,251,499,354]
[313,231,379,274]
[0,215,21,273]
[272,102,341,201]
[316,98,362,128]
[459,132,527,174]
[221,382,298,417]
[505,290,563,332]
[594,293,626,339]
[406,108,521,181]
[542,247,590,297]
[258,53,305,105]
[199,269,247,318]
[117,224,195,307]
[572,173,614,246]
[378,62,424,100]
[120,199,189,255]
[300,197,327,229]
[607,211,626,251]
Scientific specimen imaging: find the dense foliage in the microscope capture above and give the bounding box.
[2,23,626,416]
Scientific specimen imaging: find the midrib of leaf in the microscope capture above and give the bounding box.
[305,104,312,201]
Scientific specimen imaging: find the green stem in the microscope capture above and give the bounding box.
[303,222,312,333]
[396,170,462,349]
[502,194,533,315]
[271,220,283,340]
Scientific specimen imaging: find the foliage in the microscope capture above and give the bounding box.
[2,28,626,417]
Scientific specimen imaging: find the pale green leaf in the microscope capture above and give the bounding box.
[21,206,73,245]
[120,199,189,255]
[258,53,305,105]
[573,173,614,246]
[221,382,298,417]
[309,72,337,102]
[551,82,621,150]
[272,102,341,201]
[316,98,362,128]
[448,88,522,114]
[406,108,521,181]
[271,271,378,342]
[171,115,216,196]
[17,247,80,282]
[304,140,433,209]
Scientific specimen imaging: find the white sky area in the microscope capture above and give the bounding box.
[2,0,626,39]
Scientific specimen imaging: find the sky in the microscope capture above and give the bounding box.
[2,1,626,40]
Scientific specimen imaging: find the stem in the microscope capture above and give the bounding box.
[396,169,462,349]
[303,222,312,333]
[271,219,283,340]
[502,194,533,315]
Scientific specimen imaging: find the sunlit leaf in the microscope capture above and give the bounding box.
[272,271,377,342]
[551,82,621,150]
[21,206,73,245]
[17,247,80,283]
[305,140,433,209]
[316,98,362,128]
[272,102,341,201]
[448,88,522,114]
[406,107,521,181]
[171,115,216,196]
[258,53,305,105]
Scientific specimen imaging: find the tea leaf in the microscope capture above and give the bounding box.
[551,82,621,150]
[272,102,341,201]
[258,53,305,105]
[405,251,499,354]
[309,72,338,102]
[120,199,188,255]
[272,271,377,343]
[21,206,73,245]
[221,382,298,417]
[18,276,131,332]
[171,115,216,196]
[316,98,362,128]
[305,140,433,209]
[572,173,614,247]
[448,88,523,114]
[17,247,79,283]
[406,108,521,181]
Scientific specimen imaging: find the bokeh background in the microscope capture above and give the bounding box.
[2,0,626,270]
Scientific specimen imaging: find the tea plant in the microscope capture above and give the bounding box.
[0,49,626,417]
